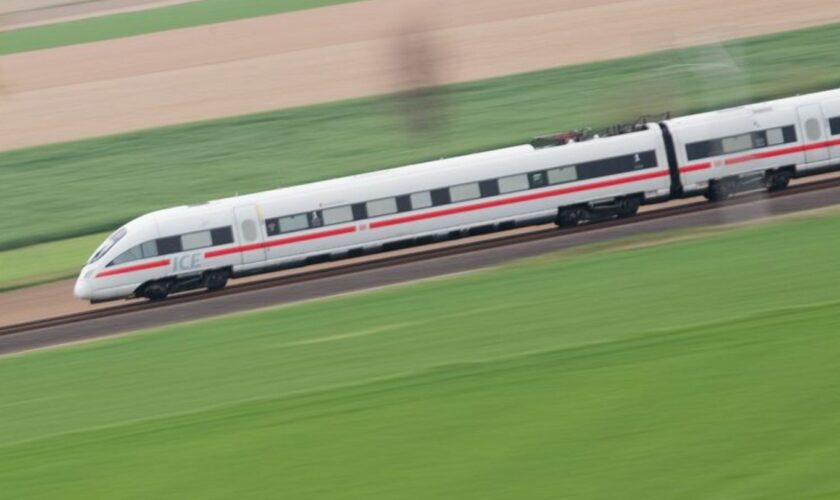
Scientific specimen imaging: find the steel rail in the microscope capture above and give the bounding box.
[3,175,839,337]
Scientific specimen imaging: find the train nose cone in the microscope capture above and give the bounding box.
[74,279,92,300]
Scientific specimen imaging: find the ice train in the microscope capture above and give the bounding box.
[74,88,840,302]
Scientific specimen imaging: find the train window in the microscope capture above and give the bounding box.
[576,152,657,180]
[88,227,127,264]
[449,183,480,203]
[110,245,143,266]
[275,214,308,233]
[156,236,182,255]
[547,166,577,185]
[721,134,753,154]
[782,126,797,143]
[686,140,720,161]
[322,206,353,226]
[396,195,412,212]
[767,127,785,146]
[479,179,499,198]
[141,240,158,258]
[528,171,548,189]
[307,212,322,228]
[211,227,234,245]
[831,117,840,135]
[352,203,368,221]
[182,230,212,251]
[431,189,450,206]
[410,191,433,209]
[688,127,796,160]
[498,174,529,194]
[366,198,398,217]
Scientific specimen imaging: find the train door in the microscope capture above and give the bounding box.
[233,204,267,265]
[797,104,830,165]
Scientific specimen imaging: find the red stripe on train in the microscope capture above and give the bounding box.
[96,259,171,278]
[205,226,357,258]
[725,138,840,165]
[369,169,670,229]
[679,139,840,171]
[679,163,712,173]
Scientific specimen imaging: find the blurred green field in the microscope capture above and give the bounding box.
[0,232,107,291]
[0,0,360,55]
[3,22,840,255]
[2,212,840,498]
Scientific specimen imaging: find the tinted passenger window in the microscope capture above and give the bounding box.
[352,204,367,221]
[211,227,234,245]
[366,198,398,217]
[431,189,450,206]
[830,117,840,136]
[396,195,412,212]
[479,179,499,198]
[308,212,323,228]
[410,191,433,209]
[279,214,309,233]
[449,183,480,203]
[528,171,548,189]
[766,127,785,146]
[157,236,182,255]
[110,245,143,266]
[686,126,796,161]
[547,166,577,185]
[182,230,212,251]
[721,134,753,154]
[322,206,353,225]
[498,174,529,194]
[141,240,158,258]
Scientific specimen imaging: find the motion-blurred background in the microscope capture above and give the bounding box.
[1,1,840,498]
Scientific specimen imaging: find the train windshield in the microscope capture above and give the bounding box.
[87,227,127,264]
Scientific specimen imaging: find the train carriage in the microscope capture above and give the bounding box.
[75,125,671,302]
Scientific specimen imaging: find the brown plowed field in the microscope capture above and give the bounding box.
[1,0,838,151]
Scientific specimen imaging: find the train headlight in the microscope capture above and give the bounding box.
[84,269,95,279]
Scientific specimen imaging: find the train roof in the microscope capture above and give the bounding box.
[665,88,840,127]
[151,144,533,218]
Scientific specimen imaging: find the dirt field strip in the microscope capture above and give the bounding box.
[0,0,201,32]
[1,0,839,152]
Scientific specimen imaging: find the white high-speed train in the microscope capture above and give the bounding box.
[74,88,840,302]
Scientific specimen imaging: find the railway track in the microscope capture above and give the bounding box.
[3,175,840,337]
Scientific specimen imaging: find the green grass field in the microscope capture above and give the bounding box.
[0,0,360,55]
[3,22,840,256]
[0,232,107,291]
[2,212,839,498]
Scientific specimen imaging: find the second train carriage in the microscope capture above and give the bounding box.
[74,88,840,303]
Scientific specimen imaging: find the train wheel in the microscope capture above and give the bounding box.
[766,170,792,192]
[143,281,170,301]
[705,179,737,202]
[616,196,641,218]
[556,206,589,227]
[204,270,229,292]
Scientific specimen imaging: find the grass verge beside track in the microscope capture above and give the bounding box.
[2,24,840,254]
[0,0,360,55]
[2,212,840,498]
[0,232,107,291]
